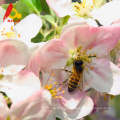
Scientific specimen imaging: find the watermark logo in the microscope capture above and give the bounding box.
[3,3,22,22]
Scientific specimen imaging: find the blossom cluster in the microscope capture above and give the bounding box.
[0,0,120,120]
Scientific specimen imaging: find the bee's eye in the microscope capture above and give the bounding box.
[75,60,83,66]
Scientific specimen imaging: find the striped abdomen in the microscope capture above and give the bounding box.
[68,73,80,92]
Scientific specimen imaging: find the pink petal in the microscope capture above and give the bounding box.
[56,95,93,119]
[84,58,120,95]
[86,25,120,58]
[0,94,9,120]
[60,81,84,110]
[66,95,94,119]
[46,0,75,17]
[0,39,29,75]
[10,90,52,120]
[61,23,120,58]
[50,70,86,111]
[26,47,41,77]
[0,70,41,103]
[26,42,47,76]
[37,39,69,69]
[60,23,99,50]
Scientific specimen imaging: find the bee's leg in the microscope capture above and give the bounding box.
[60,74,72,85]
[60,78,69,85]
[62,68,72,73]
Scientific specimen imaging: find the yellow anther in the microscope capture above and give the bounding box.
[93,0,95,4]
[62,91,65,94]
[59,87,61,90]
[86,68,88,71]
[89,47,92,50]
[3,28,5,30]
[52,73,55,76]
[52,93,56,97]
[11,26,13,30]
[91,66,93,70]
[94,54,96,56]
[91,6,93,9]
[55,96,58,98]
[90,54,91,56]
[54,91,57,93]
[18,34,20,37]
[45,85,48,89]
[59,96,62,98]
[54,88,57,90]
[1,31,3,33]
[54,82,58,85]
[90,59,92,62]
[50,79,52,81]
[1,69,3,72]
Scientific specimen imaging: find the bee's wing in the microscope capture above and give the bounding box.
[78,73,84,91]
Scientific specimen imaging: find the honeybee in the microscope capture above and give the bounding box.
[63,58,84,92]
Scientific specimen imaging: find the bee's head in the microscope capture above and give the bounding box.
[73,59,83,66]
[73,59,83,72]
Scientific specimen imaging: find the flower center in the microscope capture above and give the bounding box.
[1,26,20,39]
[73,0,95,18]
[67,46,98,69]
[44,73,65,99]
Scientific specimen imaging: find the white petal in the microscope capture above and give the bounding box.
[0,70,41,103]
[46,0,75,17]
[14,14,42,46]
[66,96,94,119]
[84,58,120,95]
[0,6,6,25]
[91,1,120,25]
[10,90,52,120]
[0,94,9,120]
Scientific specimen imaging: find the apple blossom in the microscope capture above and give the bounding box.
[0,6,43,49]
[36,69,94,120]
[0,70,52,120]
[28,22,120,96]
[0,91,52,120]
[46,0,95,18]
[0,7,43,75]
[26,44,94,119]
[0,68,94,120]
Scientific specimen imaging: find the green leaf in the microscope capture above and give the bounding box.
[31,32,44,43]
[56,117,61,120]
[45,31,55,41]
[20,0,42,14]
[43,15,55,25]
[110,95,120,118]
[60,15,70,26]
[39,0,50,14]
[15,1,31,20]
[7,116,11,120]
[0,75,4,80]
[84,115,92,120]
